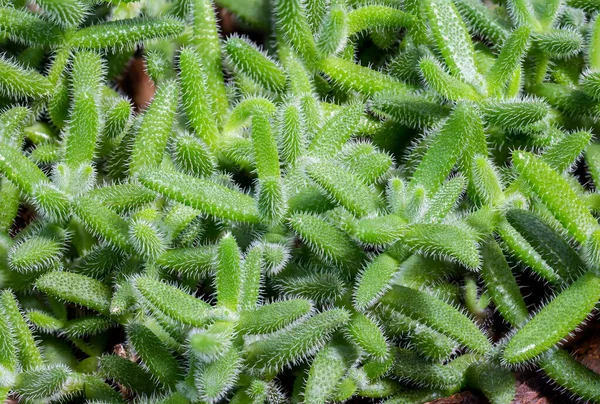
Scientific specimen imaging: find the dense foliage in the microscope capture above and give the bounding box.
[2,0,600,402]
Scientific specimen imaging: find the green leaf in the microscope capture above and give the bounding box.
[380,308,459,362]
[352,368,399,398]
[14,364,82,401]
[567,0,600,12]
[581,71,600,101]
[144,49,171,83]
[480,98,548,131]
[215,0,269,28]
[251,107,281,179]
[276,99,306,167]
[69,17,185,50]
[505,209,584,282]
[64,51,104,167]
[488,26,531,96]
[48,75,70,129]
[288,213,367,271]
[452,0,508,46]
[0,180,19,233]
[480,238,529,327]
[337,141,393,184]
[381,286,491,354]
[512,151,597,244]
[410,103,479,196]
[588,13,600,71]
[401,223,481,270]
[225,36,286,93]
[1,290,44,370]
[304,345,349,404]
[238,299,312,334]
[134,276,211,327]
[506,0,539,30]
[503,271,600,364]
[138,169,260,224]
[239,245,264,310]
[36,271,112,315]
[129,79,179,176]
[274,0,318,65]
[423,175,467,222]
[101,97,131,140]
[588,143,600,189]
[225,97,276,134]
[0,292,17,381]
[189,0,228,121]
[497,219,562,284]
[72,196,132,252]
[99,354,156,396]
[539,349,600,402]
[347,312,389,361]
[419,57,482,101]
[424,0,483,89]
[63,316,114,338]
[9,233,64,273]
[543,130,591,174]
[189,320,235,362]
[0,55,53,99]
[128,323,182,389]
[156,245,216,276]
[0,6,63,47]
[532,0,562,29]
[306,160,381,216]
[370,90,449,129]
[195,347,242,404]
[35,0,90,29]
[308,101,363,158]
[318,57,410,95]
[243,308,350,374]
[88,183,157,214]
[533,29,583,59]
[316,2,348,59]
[530,83,600,120]
[347,6,414,36]
[0,105,30,147]
[216,233,243,311]
[466,362,515,404]
[129,215,167,260]
[354,253,400,310]
[343,214,405,246]
[277,269,348,306]
[304,0,327,32]
[178,48,219,148]
[260,239,289,275]
[470,156,503,206]
[392,348,475,390]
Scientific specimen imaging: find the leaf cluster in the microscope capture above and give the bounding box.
[2,0,600,403]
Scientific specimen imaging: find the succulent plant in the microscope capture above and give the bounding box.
[1,0,600,402]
